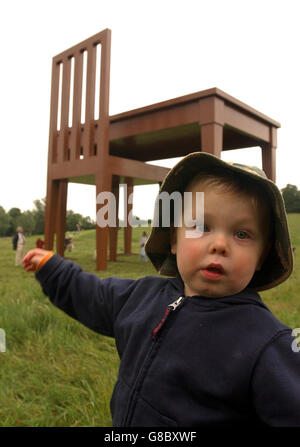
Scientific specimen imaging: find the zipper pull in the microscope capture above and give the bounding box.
[152,296,185,340]
[168,296,185,310]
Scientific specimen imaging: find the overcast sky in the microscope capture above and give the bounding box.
[1,0,300,220]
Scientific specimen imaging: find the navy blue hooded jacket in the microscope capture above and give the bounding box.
[35,255,300,427]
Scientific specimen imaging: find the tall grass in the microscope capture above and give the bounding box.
[0,218,299,426]
[0,226,156,427]
[260,214,300,328]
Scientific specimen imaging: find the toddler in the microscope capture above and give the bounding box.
[23,152,300,426]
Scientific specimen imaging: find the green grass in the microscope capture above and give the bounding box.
[0,218,299,427]
[0,226,156,427]
[260,214,300,328]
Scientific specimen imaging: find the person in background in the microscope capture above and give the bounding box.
[139,231,148,262]
[12,226,26,266]
[76,222,82,234]
[36,238,45,249]
[64,235,74,252]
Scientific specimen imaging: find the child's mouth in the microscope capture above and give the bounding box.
[201,264,224,280]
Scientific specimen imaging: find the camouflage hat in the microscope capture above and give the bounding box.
[145,152,293,291]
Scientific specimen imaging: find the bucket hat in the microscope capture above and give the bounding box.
[145,152,293,291]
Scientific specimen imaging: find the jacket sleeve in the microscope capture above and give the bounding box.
[35,254,137,338]
[251,330,300,426]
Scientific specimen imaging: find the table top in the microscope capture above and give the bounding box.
[108,87,280,162]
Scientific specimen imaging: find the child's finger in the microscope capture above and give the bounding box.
[23,249,37,264]
[23,249,44,264]
[22,250,40,271]
[24,263,36,272]
[23,249,52,272]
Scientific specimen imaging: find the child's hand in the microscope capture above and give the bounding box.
[23,249,52,272]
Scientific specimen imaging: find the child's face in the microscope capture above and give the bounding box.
[171,181,267,298]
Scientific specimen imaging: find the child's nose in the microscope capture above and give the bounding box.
[208,234,229,256]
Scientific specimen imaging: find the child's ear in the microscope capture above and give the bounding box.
[170,226,177,255]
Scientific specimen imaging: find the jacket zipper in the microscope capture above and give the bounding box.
[152,296,185,340]
[123,295,186,426]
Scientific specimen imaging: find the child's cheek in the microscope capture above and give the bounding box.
[181,237,203,263]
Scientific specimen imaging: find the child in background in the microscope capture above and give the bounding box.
[13,226,25,266]
[36,238,45,249]
[139,231,148,262]
[23,152,300,427]
[64,235,74,252]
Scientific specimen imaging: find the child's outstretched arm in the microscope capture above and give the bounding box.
[23,249,54,272]
[21,250,138,338]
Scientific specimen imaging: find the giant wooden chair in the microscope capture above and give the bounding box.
[44,29,169,270]
[44,28,280,270]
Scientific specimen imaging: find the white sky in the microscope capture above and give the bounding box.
[1,0,300,220]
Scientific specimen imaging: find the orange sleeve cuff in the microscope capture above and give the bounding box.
[36,251,55,271]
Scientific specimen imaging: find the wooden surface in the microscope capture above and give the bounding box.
[50,87,280,187]
[109,87,280,162]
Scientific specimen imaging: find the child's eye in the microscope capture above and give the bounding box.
[235,230,249,240]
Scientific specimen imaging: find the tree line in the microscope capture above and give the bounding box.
[281,184,300,213]
[0,198,96,237]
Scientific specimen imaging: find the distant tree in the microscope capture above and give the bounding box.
[17,211,35,235]
[66,210,83,232]
[7,207,22,234]
[8,207,22,219]
[0,198,95,238]
[32,198,45,234]
[0,206,10,236]
[81,216,96,230]
[66,210,95,231]
[281,184,300,213]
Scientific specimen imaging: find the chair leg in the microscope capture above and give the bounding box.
[109,176,119,261]
[200,123,223,158]
[124,177,133,255]
[44,179,59,251]
[262,143,276,182]
[95,171,112,270]
[56,180,68,257]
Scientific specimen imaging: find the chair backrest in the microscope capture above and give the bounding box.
[48,29,111,169]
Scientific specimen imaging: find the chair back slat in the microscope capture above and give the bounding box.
[48,29,111,166]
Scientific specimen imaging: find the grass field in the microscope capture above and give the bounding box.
[0,217,299,427]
